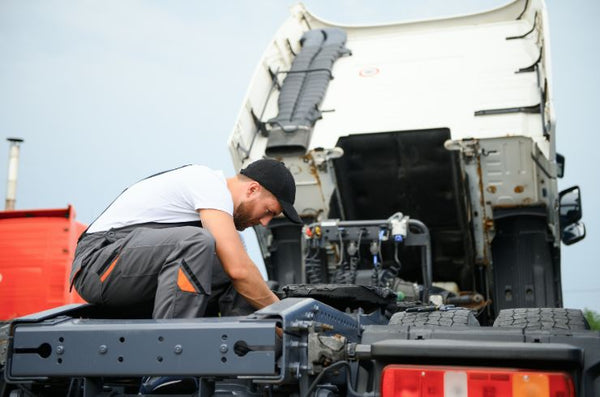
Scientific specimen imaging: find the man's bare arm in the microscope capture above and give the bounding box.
[199,208,279,309]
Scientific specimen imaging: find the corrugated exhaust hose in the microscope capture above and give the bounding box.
[266,28,349,156]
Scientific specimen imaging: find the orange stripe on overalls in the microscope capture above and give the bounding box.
[100,255,119,282]
[177,268,197,293]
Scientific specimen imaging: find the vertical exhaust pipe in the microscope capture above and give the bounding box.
[5,137,24,210]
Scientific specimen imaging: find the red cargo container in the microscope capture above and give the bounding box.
[0,205,87,320]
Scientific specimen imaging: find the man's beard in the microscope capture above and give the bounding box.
[233,201,256,231]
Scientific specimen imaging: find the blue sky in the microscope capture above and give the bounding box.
[1,1,598,312]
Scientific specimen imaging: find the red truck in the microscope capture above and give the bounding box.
[0,206,86,321]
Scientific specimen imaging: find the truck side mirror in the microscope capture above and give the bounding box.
[559,186,585,245]
[559,186,582,225]
[556,153,565,178]
[562,221,586,246]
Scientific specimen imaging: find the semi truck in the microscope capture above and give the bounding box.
[1,1,598,396]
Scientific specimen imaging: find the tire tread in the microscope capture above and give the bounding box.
[389,308,479,327]
[493,308,590,330]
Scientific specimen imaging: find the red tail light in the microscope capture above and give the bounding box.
[381,365,574,397]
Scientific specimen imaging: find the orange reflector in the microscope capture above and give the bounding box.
[381,365,574,397]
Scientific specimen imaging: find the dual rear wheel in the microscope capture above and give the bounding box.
[389,307,589,330]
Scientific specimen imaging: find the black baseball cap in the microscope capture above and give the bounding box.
[240,159,302,224]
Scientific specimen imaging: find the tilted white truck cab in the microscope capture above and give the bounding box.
[228,0,586,320]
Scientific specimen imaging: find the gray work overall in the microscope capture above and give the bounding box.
[70,224,254,318]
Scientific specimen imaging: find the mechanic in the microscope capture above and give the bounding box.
[69,159,302,318]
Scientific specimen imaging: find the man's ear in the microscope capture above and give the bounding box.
[247,181,261,197]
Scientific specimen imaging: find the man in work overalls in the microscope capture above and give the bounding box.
[70,159,302,319]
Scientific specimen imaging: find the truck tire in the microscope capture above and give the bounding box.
[389,308,480,327]
[493,308,590,330]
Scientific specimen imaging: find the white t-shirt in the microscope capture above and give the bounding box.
[87,165,233,233]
